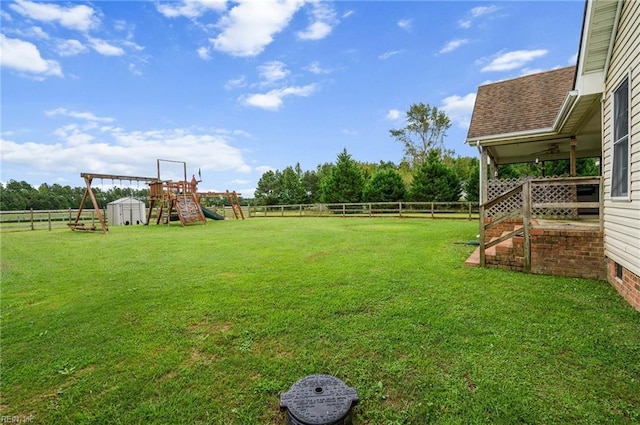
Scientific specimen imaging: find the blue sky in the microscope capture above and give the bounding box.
[1,0,585,195]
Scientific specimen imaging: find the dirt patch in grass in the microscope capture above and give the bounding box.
[184,347,217,367]
[188,321,232,335]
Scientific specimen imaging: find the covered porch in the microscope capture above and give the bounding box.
[465,66,605,279]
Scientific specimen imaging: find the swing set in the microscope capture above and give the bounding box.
[69,159,244,234]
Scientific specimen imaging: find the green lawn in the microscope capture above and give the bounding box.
[1,218,639,424]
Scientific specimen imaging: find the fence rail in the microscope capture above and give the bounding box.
[248,202,479,219]
[0,209,101,232]
[0,202,480,231]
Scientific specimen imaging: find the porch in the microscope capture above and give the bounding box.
[465,176,606,281]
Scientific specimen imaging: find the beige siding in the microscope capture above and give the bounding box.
[602,0,640,276]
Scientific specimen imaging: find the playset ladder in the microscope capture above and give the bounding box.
[226,191,245,220]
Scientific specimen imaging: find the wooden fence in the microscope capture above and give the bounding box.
[0,209,101,232]
[248,202,479,219]
[0,202,479,232]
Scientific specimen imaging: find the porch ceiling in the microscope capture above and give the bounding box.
[476,92,602,165]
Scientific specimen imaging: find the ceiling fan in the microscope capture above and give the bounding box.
[532,143,561,156]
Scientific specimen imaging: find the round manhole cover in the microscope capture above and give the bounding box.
[280,374,359,425]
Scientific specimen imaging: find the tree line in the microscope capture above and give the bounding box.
[254,149,479,205]
[0,181,151,211]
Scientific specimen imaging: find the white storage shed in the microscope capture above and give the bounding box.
[107,197,146,226]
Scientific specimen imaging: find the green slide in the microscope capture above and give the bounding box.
[201,206,225,220]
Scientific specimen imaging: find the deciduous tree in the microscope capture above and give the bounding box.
[390,103,452,167]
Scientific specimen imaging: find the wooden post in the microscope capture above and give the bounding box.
[399,202,402,217]
[30,208,34,230]
[570,136,577,177]
[522,179,532,273]
[489,156,497,179]
[479,147,488,267]
[48,211,52,231]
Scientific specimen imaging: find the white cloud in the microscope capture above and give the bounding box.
[54,123,95,146]
[128,63,143,76]
[45,108,115,123]
[9,0,99,32]
[156,0,227,18]
[379,50,401,60]
[87,37,125,56]
[398,19,412,30]
[439,39,469,54]
[0,34,62,77]
[211,0,305,57]
[471,5,499,18]
[19,26,50,40]
[55,39,87,57]
[241,84,317,111]
[568,52,578,64]
[385,109,402,121]
[441,93,476,128]
[481,49,548,72]
[225,75,247,90]
[258,61,289,84]
[305,61,332,74]
[342,10,354,19]
[297,1,337,40]
[255,165,275,174]
[459,4,500,29]
[297,21,332,40]
[197,46,211,60]
[2,126,252,178]
[1,10,12,21]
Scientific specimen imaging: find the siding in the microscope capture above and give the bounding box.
[602,0,640,277]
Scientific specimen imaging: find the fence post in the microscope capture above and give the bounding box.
[399,202,402,217]
[30,208,34,230]
[48,211,52,231]
[342,204,346,217]
[468,202,472,220]
[431,203,434,219]
[281,206,284,217]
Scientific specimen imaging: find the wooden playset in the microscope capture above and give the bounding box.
[70,159,243,234]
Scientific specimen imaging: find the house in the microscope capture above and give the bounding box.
[465,0,639,311]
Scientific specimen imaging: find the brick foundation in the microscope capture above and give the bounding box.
[530,227,605,280]
[607,259,640,312]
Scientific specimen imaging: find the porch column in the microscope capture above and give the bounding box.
[570,136,577,177]
[479,147,488,267]
[489,156,497,179]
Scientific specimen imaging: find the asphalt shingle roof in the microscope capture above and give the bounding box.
[467,66,576,140]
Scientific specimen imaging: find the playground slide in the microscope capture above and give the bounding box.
[201,206,225,220]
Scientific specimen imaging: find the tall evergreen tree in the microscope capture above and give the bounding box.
[363,168,406,202]
[320,149,365,203]
[409,150,461,202]
[280,166,307,205]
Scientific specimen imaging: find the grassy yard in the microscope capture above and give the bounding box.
[1,218,639,424]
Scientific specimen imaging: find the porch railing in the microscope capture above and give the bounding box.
[480,176,603,271]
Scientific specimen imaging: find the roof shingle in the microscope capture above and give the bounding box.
[467,66,576,140]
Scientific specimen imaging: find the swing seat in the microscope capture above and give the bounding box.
[67,222,99,232]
